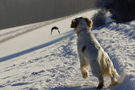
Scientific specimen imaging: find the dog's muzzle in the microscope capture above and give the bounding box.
[71,19,78,28]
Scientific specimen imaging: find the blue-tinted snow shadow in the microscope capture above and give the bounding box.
[50,86,96,90]
[0,30,74,62]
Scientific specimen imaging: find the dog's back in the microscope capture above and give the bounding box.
[78,31,119,77]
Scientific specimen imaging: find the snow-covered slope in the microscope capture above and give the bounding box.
[0,10,96,60]
[0,10,135,90]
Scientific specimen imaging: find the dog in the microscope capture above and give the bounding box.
[71,17,119,89]
[51,26,60,35]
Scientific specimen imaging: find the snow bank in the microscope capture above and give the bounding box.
[93,20,135,89]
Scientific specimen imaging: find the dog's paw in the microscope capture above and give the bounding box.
[109,81,118,87]
[107,81,118,88]
[82,70,88,79]
[97,82,104,89]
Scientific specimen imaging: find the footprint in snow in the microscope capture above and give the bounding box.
[12,82,31,86]
[31,70,45,75]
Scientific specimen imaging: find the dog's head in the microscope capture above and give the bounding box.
[70,17,93,30]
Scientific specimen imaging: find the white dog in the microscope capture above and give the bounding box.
[71,17,119,89]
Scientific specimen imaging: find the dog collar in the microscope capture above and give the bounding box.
[77,28,89,35]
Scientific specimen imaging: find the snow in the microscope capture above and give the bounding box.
[0,10,135,90]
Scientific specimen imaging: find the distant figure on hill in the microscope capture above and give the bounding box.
[51,26,60,35]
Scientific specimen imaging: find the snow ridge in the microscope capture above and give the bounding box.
[94,21,135,89]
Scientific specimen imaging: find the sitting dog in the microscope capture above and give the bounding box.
[51,26,60,35]
[71,17,119,89]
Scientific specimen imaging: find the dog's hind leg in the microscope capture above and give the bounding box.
[92,70,104,89]
[107,67,118,86]
[97,81,104,89]
[90,61,104,89]
[109,74,118,86]
[96,74,104,89]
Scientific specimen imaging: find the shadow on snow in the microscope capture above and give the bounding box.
[50,87,96,90]
[0,30,74,62]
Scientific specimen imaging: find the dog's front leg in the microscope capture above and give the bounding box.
[79,55,89,79]
[81,67,88,79]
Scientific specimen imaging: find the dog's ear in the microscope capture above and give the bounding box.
[85,18,93,29]
[71,19,78,28]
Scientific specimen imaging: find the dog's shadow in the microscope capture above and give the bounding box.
[50,86,96,90]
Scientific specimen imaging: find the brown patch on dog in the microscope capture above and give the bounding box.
[82,46,86,52]
[85,17,93,29]
[71,19,78,29]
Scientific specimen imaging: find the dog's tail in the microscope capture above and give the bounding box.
[112,64,126,84]
[117,71,126,84]
[113,68,120,78]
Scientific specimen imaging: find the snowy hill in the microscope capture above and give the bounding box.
[0,10,135,90]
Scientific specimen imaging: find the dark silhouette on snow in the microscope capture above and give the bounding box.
[51,26,60,35]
